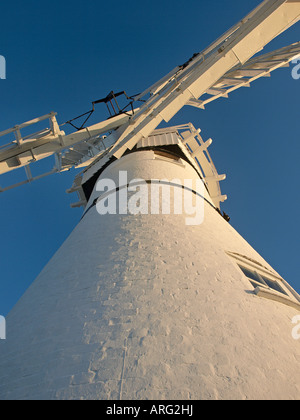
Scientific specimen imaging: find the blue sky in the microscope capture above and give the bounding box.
[0,0,299,316]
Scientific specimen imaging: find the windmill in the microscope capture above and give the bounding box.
[0,0,300,400]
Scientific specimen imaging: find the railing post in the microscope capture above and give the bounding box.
[14,126,23,146]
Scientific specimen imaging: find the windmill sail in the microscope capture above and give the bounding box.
[1,0,300,192]
[187,42,300,109]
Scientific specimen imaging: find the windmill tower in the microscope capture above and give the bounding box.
[0,0,300,400]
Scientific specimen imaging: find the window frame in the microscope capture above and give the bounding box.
[227,251,300,311]
[238,265,289,296]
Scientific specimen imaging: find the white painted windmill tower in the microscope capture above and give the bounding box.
[0,0,300,400]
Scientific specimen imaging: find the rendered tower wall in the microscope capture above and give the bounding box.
[0,150,299,400]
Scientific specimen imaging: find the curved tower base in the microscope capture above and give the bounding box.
[0,147,299,401]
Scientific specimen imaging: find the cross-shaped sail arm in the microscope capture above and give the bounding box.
[1,0,300,193]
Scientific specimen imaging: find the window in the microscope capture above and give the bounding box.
[260,275,287,295]
[226,251,300,311]
[238,265,288,296]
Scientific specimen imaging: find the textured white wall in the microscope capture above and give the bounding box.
[86,150,213,208]
[0,152,299,400]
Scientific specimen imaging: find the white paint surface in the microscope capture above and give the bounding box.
[0,151,299,400]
